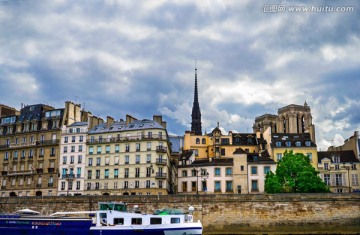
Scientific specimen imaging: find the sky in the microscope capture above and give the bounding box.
[1,0,359,151]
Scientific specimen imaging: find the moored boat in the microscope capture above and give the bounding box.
[0,202,202,235]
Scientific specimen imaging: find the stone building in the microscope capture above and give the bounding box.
[85,115,172,195]
[328,131,360,161]
[0,101,89,197]
[318,150,360,193]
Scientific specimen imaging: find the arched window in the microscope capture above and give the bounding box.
[202,138,206,144]
[196,138,200,144]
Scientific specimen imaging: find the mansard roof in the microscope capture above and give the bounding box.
[318,150,359,163]
[191,158,233,167]
[270,133,316,147]
[232,133,258,145]
[179,150,193,161]
[247,153,276,164]
[88,119,164,134]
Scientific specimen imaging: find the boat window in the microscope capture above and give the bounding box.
[150,218,162,224]
[171,218,181,224]
[131,218,142,225]
[100,213,107,224]
[114,218,124,225]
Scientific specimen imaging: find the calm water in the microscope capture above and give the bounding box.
[204,225,360,234]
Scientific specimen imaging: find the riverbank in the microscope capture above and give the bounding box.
[0,194,359,234]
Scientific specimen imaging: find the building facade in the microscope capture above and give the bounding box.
[85,115,172,195]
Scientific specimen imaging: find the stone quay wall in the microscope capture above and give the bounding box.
[0,194,359,234]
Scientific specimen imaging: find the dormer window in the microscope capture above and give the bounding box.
[305,141,311,147]
[285,141,291,147]
[295,141,301,147]
[275,141,281,147]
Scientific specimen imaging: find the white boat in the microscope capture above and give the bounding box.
[51,201,203,235]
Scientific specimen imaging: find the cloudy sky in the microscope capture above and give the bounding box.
[1,0,359,151]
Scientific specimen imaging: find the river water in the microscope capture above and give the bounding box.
[204,225,360,234]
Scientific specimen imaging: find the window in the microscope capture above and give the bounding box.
[182,170,187,177]
[136,143,141,151]
[324,174,330,186]
[135,168,140,178]
[214,168,221,176]
[70,156,74,164]
[72,136,76,142]
[114,218,124,225]
[96,157,101,166]
[114,169,119,178]
[131,218,142,225]
[226,181,233,192]
[124,168,129,178]
[76,181,80,190]
[221,148,225,156]
[352,174,359,186]
[335,165,340,170]
[147,142,151,151]
[97,146,102,154]
[114,156,119,165]
[63,146,68,153]
[125,155,129,164]
[277,153,282,161]
[251,180,258,192]
[71,146,75,152]
[264,166,270,174]
[125,144,130,152]
[202,138,206,144]
[191,181,196,192]
[136,155,140,164]
[104,169,109,179]
[182,182,187,192]
[115,145,120,153]
[251,166,257,175]
[150,218,162,224]
[240,165,244,171]
[89,146,93,155]
[335,174,343,186]
[64,137,68,143]
[106,145,110,153]
[87,170,92,179]
[147,154,151,163]
[305,141,311,146]
[307,153,312,162]
[96,170,100,179]
[225,167,232,176]
[146,180,151,188]
[295,141,301,147]
[196,138,200,144]
[285,141,291,147]
[171,218,181,224]
[79,136,83,142]
[135,180,139,188]
[275,141,281,147]
[214,181,221,192]
[79,145,83,152]
[88,158,93,166]
[63,156,67,164]
[324,163,329,170]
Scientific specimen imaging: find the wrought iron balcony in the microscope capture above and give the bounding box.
[155,158,167,165]
[155,172,167,179]
[156,146,167,153]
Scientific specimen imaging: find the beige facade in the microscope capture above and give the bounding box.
[85,115,172,195]
[318,151,360,193]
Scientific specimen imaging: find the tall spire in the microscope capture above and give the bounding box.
[191,60,202,135]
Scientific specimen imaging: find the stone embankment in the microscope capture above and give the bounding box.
[0,194,359,234]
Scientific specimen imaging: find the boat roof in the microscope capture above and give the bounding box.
[16,209,41,215]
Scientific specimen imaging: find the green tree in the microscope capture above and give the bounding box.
[265,150,329,193]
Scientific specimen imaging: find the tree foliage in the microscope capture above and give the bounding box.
[265,150,329,193]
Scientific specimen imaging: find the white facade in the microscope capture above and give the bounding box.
[248,163,276,194]
[58,122,88,195]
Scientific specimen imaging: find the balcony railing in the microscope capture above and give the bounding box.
[155,158,167,165]
[86,134,165,144]
[62,174,75,179]
[36,168,43,174]
[48,168,55,173]
[155,172,167,179]
[251,188,259,192]
[48,183,53,187]
[1,186,6,189]
[36,183,42,188]
[7,170,33,176]
[9,142,37,148]
[1,171,7,176]
[156,146,167,153]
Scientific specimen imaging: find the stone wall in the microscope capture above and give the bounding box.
[0,194,359,234]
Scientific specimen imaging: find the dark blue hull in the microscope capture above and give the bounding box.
[0,217,92,235]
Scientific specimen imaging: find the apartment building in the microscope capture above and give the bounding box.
[85,115,172,195]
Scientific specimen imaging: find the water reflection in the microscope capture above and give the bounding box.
[204,225,360,234]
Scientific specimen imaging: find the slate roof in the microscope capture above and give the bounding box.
[247,153,276,164]
[69,122,88,127]
[88,119,164,134]
[271,133,316,147]
[179,150,193,161]
[191,158,233,167]
[233,148,247,154]
[232,133,258,145]
[318,151,359,163]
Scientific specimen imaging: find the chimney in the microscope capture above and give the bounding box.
[153,115,166,128]
[126,115,137,125]
[106,116,115,128]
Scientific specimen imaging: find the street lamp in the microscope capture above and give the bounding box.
[342,163,352,193]
[201,172,209,193]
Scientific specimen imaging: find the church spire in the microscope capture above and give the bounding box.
[191,60,202,135]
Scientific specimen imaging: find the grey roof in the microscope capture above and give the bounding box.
[69,122,88,127]
[88,119,165,134]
